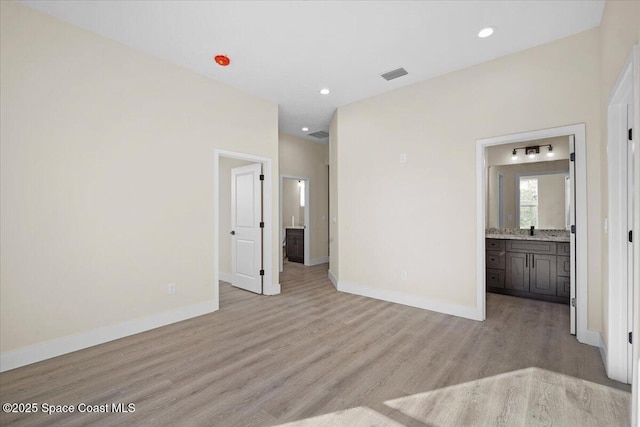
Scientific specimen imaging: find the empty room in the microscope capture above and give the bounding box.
[1,1,639,426]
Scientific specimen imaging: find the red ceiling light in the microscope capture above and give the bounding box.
[214,55,230,67]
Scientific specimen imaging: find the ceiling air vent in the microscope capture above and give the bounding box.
[309,130,329,139]
[381,67,408,81]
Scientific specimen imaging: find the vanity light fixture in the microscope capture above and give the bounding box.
[510,144,553,160]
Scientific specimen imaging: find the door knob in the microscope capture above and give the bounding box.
[230,231,235,235]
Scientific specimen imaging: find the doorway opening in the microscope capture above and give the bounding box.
[476,124,593,346]
[280,175,310,272]
[214,150,278,307]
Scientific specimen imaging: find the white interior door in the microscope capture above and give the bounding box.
[569,135,576,335]
[231,163,263,294]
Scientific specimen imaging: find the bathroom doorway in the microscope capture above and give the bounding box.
[476,124,590,345]
[280,175,310,272]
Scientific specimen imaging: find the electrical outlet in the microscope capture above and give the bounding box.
[400,271,408,280]
[400,153,407,163]
[168,283,176,295]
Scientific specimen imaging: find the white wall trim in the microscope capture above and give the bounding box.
[219,272,233,283]
[582,329,602,347]
[309,257,330,266]
[215,149,278,297]
[476,124,590,343]
[338,281,482,321]
[328,270,338,288]
[607,45,638,386]
[599,331,608,371]
[0,300,216,373]
[264,283,281,296]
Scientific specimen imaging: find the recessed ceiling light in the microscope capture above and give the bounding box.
[320,88,330,95]
[302,127,309,132]
[478,27,495,38]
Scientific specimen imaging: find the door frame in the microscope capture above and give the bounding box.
[607,45,638,387]
[214,149,278,306]
[279,174,310,272]
[476,124,593,345]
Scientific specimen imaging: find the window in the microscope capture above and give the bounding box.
[519,177,538,228]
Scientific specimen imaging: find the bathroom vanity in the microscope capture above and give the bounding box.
[285,227,304,263]
[486,230,570,304]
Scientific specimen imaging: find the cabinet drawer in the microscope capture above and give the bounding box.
[557,256,570,277]
[286,228,304,237]
[558,243,570,256]
[487,269,505,288]
[557,276,571,298]
[486,250,505,270]
[505,240,557,255]
[486,239,505,251]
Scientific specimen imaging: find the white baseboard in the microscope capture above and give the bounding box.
[598,331,608,370]
[328,270,338,288]
[579,329,602,347]
[265,283,281,295]
[308,257,330,266]
[219,272,233,283]
[0,300,217,373]
[337,281,482,321]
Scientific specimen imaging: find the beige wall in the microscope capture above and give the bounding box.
[598,0,640,348]
[333,28,602,325]
[219,158,254,275]
[488,160,569,229]
[0,2,279,354]
[279,133,329,263]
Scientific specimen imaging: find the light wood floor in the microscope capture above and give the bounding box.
[0,262,630,426]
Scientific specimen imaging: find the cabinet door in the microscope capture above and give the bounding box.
[505,252,529,291]
[557,276,571,298]
[557,256,571,277]
[530,254,557,296]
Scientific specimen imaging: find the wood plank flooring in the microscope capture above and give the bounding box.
[0,261,631,426]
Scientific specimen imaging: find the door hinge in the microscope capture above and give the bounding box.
[630,128,633,141]
[259,269,265,276]
[259,174,264,181]
[571,298,576,307]
[570,152,575,162]
[630,230,633,243]
[629,331,633,344]
[571,225,576,234]
[260,221,264,228]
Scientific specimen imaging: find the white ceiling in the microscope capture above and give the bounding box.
[19,1,605,143]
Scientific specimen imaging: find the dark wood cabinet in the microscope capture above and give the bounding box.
[286,228,304,263]
[529,254,557,296]
[487,238,567,304]
[505,252,529,292]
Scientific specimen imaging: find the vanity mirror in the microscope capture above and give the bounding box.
[486,137,570,230]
